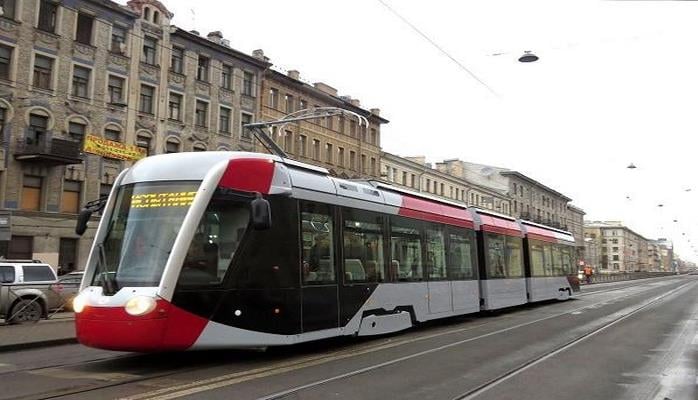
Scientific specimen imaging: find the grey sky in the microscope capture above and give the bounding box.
[123,0,698,261]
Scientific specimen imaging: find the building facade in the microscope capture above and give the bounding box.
[381,153,511,214]
[584,222,650,272]
[0,0,275,269]
[260,68,387,178]
[0,0,390,270]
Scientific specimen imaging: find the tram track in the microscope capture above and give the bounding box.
[452,280,696,400]
[115,278,690,400]
[4,277,684,400]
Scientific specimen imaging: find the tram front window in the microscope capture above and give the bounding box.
[178,194,250,286]
[96,181,200,291]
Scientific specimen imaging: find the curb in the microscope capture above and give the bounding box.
[0,337,78,353]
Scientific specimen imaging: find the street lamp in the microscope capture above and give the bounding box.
[518,51,539,63]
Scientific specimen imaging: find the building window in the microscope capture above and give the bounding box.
[68,121,86,145]
[196,55,209,81]
[71,65,90,98]
[195,100,208,127]
[298,135,307,157]
[111,25,126,54]
[284,131,293,153]
[0,0,16,20]
[193,143,206,152]
[104,127,120,142]
[269,88,279,109]
[136,134,151,155]
[350,120,357,137]
[325,143,333,164]
[108,75,125,104]
[285,94,294,113]
[165,139,180,153]
[219,107,231,134]
[76,13,94,45]
[168,92,182,121]
[242,71,254,96]
[99,183,112,199]
[240,113,253,139]
[337,147,345,167]
[312,139,320,160]
[0,44,11,80]
[221,64,232,89]
[21,176,42,211]
[170,46,184,73]
[370,128,377,145]
[38,0,57,33]
[371,157,377,175]
[349,151,356,170]
[153,10,159,24]
[142,36,157,65]
[61,180,81,214]
[33,54,53,90]
[27,114,47,144]
[139,84,154,114]
[361,154,366,173]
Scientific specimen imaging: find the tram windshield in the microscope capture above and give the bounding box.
[93,181,200,291]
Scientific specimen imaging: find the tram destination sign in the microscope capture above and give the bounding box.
[130,192,197,209]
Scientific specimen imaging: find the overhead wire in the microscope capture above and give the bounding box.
[376,0,499,97]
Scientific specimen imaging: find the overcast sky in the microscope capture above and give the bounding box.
[124,0,698,262]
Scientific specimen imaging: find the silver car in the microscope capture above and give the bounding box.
[0,260,63,323]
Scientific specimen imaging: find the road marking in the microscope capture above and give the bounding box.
[457,281,696,400]
[120,279,692,400]
[123,284,664,400]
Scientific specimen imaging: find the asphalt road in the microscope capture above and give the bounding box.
[0,275,695,400]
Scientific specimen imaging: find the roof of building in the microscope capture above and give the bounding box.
[265,68,389,124]
[172,28,272,69]
[381,152,510,199]
[500,171,572,201]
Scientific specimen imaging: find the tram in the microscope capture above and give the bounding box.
[73,152,579,352]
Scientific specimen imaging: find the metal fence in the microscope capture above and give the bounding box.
[581,271,676,285]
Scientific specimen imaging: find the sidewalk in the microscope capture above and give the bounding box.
[0,312,77,352]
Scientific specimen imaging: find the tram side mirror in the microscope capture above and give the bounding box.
[251,192,272,230]
[75,208,93,236]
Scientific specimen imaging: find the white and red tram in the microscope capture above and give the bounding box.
[73,152,579,351]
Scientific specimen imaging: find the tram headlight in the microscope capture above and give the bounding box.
[73,294,87,314]
[124,296,157,316]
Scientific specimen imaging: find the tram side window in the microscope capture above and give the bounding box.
[446,229,476,280]
[551,245,564,276]
[485,232,506,278]
[390,217,423,281]
[505,237,524,278]
[342,208,385,283]
[542,244,554,276]
[529,241,545,277]
[301,203,335,285]
[560,246,572,275]
[426,226,447,280]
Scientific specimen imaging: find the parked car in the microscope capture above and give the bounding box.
[0,260,62,323]
[51,271,84,311]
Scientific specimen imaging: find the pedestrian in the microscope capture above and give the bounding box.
[583,265,593,284]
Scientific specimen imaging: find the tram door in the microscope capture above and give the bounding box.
[426,225,453,314]
[338,209,384,327]
[300,202,340,332]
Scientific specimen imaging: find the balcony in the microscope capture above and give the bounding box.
[14,137,83,165]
